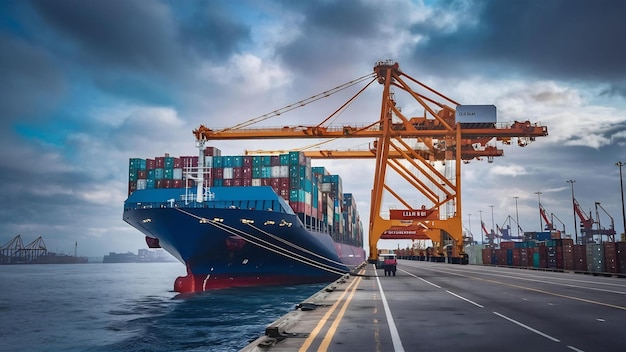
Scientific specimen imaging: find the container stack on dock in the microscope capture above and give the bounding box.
[465,239,626,275]
[128,149,362,246]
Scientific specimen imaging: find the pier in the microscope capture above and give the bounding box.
[242,260,626,351]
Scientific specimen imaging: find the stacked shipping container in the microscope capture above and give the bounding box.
[128,149,363,247]
[475,239,626,274]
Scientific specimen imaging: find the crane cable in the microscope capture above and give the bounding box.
[217,72,377,133]
[174,208,350,276]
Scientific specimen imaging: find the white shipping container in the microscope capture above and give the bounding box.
[321,183,331,193]
[204,156,213,168]
[173,168,183,180]
[271,166,282,178]
[252,178,262,186]
[305,192,312,204]
[137,179,147,190]
[279,165,289,178]
[223,167,233,179]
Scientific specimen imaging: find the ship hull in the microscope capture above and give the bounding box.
[123,205,365,292]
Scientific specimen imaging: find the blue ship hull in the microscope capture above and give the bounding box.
[123,187,365,292]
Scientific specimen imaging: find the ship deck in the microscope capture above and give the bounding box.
[241,260,626,351]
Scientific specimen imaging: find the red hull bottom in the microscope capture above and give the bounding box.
[174,273,340,293]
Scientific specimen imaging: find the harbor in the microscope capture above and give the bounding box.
[242,259,626,352]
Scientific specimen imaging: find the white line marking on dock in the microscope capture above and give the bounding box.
[446,290,484,308]
[493,311,560,342]
[399,269,441,288]
[567,345,585,352]
[375,267,405,352]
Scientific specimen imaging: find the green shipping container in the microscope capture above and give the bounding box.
[533,252,540,268]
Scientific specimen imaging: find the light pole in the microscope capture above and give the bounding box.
[534,191,542,231]
[490,205,495,244]
[566,180,577,244]
[468,213,472,241]
[478,210,484,244]
[514,196,520,238]
[616,162,626,241]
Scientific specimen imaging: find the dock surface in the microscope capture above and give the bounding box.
[242,260,626,351]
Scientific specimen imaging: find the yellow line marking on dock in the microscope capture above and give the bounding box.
[318,275,362,350]
[298,269,364,352]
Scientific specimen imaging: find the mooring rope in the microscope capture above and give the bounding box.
[174,208,349,276]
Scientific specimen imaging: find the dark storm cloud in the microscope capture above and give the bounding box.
[31,0,250,74]
[274,0,388,76]
[176,0,251,61]
[0,33,65,123]
[31,0,181,74]
[412,0,626,84]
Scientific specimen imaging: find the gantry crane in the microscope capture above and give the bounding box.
[497,215,524,241]
[573,198,616,243]
[193,61,548,263]
[539,203,554,231]
[481,220,499,246]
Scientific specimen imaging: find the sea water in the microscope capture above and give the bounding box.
[0,263,325,352]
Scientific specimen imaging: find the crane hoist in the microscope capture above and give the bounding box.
[193,60,548,263]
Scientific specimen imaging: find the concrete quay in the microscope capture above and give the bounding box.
[241,259,626,352]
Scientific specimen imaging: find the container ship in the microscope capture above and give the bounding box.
[123,147,366,292]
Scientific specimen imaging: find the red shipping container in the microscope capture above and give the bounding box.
[242,166,252,179]
[180,156,199,168]
[128,181,137,195]
[291,201,305,213]
[138,170,147,179]
[604,242,619,273]
[155,157,165,168]
[500,242,515,250]
[482,248,492,265]
[242,178,252,187]
[616,242,626,273]
[163,179,173,188]
[233,167,243,179]
[573,244,587,271]
[232,179,242,186]
[146,159,156,170]
[243,156,252,166]
[223,179,233,187]
[214,168,224,179]
[173,180,182,188]
[204,147,221,156]
[512,248,521,267]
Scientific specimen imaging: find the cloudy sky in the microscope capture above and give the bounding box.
[1,0,625,258]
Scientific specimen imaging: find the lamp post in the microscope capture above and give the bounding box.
[468,213,472,241]
[514,196,520,238]
[566,180,577,244]
[534,191,542,231]
[478,210,484,244]
[616,162,626,242]
[490,205,495,244]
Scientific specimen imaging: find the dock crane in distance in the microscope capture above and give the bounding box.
[193,60,548,263]
[595,202,616,243]
[539,203,554,231]
[573,198,616,243]
[481,220,500,247]
[497,215,525,241]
